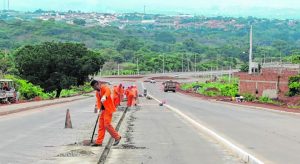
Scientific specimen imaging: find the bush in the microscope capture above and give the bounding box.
[197,78,238,97]
[4,75,46,100]
[258,96,283,105]
[180,82,201,91]
[259,96,272,103]
[3,75,92,100]
[288,75,300,97]
[242,93,256,102]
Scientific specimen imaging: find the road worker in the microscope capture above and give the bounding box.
[113,85,120,107]
[90,80,121,147]
[119,84,124,102]
[131,85,138,106]
[126,86,135,107]
[125,86,130,99]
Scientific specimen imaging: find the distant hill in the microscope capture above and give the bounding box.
[0,14,299,63]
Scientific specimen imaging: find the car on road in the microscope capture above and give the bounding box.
[163,80,177,92]
[0,79,17,104]
[150,79,156,83]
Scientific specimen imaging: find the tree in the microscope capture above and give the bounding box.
[116,38,144,52]
[240,63,249,72]
[0,51,18,74]
[288,75,300,97]
[154,31,176,43]
[73,19,86,26]
[15,42,104,98]
[289,54,300,64]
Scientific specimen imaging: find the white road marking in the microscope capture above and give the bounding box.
[142,82,264,164]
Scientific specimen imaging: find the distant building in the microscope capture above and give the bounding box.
[141,20,155,24]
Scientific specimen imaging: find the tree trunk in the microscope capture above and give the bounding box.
[56,88,62,98]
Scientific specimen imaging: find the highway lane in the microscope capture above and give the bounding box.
[105,93,241,164]
[144,82,300,164]
[0,97,97,163]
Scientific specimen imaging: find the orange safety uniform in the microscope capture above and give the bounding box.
[95,84,120,144]
[126,87,135,107]
[131,86,138,106]
[119,85,124,102]
[113,86,120,107]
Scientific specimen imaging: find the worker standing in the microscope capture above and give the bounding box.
[126,86,134,107]
[119,84,124,102]
[113,85,120,107]
[131,85,138,106]
[90,80,121,147]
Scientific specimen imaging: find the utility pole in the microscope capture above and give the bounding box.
[229,65,232,83]
[194,53,197,72]
[187,57,189,72]
[142,5,146,21]
[137,58,139,75]
[249,25,253,74]
[182,54,184,72]
[117,63,120,76]
[163,54,165,74]
[3,0,6,10]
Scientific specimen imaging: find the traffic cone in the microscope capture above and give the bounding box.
[65,109,72,128]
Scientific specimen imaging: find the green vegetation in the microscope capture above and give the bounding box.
[242,93,256,102]
[14,42,103,98]
[4,74,93,100]
[287,75,300,97]
[0,17,299,75]
[1,16,299,101]
[181,79,285,106]
[4,74,47,100]
[180,77,239,97]
[258,96,283,105]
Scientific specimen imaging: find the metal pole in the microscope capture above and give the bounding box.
[182,54,184,72]
[229,65,232,83]
[210,66,213,79]
[163,54,165,74]
[137,58,139,75]
[249,25,253,74]
[117,64,120,76]
[187,57,189,72]
[194,53,197,72]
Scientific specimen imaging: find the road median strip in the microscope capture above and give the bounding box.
[97,106,129,164]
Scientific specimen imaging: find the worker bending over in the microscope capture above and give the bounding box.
[91,80,121,147]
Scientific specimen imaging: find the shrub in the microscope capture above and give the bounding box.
[242,93,256,102]
[4,75,46,100]
[288,75,300,96]
[258,96,283,105]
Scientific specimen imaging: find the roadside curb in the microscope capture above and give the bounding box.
[0,96,91,117]
[177,91,300,116]
[214,100,300,116]
[147,92,264,164]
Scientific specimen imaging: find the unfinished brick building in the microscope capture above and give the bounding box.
[236,64,299,99]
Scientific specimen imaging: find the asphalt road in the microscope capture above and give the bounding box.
[144,82,300,164]
[0,97,98,164]
[105,96,241,164]
[2,78,299,164]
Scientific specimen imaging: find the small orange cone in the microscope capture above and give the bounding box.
[65,109,72,128]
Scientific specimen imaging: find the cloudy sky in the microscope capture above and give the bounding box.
[3,0,300,18]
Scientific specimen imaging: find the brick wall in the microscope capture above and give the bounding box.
[236,68,299,98]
